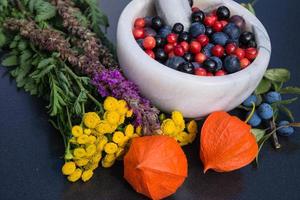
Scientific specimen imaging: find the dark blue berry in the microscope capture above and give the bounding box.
[192,11,205,23]
[158,25,172,38]
[178,31,191,42]
[205,26,214,36]
[257,103,273,120]
[172,23,184,34]
[155,36,166,48]
[278,121,295,137]
[202,43,215,57]
[189,22,206,38]
[247,111,262,127]
[192,62,202,68]
[178,62,195,74]
[203,59,218,73]
[210,56,223,70]
[216,6,230,20]
[211,32,229,46]
[136,39,144,49]
[224,55,241,73]
[239,31,255,46]
[223,23,241,40]
[155,48,168,63]
[144,27,157,37]
[165,56,186,70]
[264,91,282,104]
[243,95,258,107]
[151,16,164,30]
[183,52,194,62]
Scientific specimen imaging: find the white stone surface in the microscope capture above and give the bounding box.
[117,0,271,118]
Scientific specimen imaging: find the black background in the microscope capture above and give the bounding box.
[1,0,300,200]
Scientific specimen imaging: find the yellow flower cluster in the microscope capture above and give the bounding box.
[161,111,198,146]
[61,96,141,182]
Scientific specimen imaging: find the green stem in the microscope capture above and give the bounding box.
[66,106,72,130]
[270,117,281,149]
[245,102,256,123]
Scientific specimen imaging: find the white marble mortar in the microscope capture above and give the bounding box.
[117,0,271,118]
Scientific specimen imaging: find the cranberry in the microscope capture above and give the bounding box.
[245,48,258,60]
[206,72,214,76]
[195,67,207,76]
[192,7,200,13]
[164,43,174,53]
[204,16,216,27]
[225,43,237,55]
[212,45,225,57]
[240,58,250,69]
[134,18,146,28]
[167,33,178,44]
[220,20,228,27]
[215,70,227,76]
[234,48,245,60]
[196,34,209,46]
[180,41,189,52]
[189,40,202,54]
[194,53,206,63]
[168,51,175,58]
[174,45,185,56]
[212,21,223,32]
[143,36,156,50]
[133,28,145,39]
[145,49,155,59]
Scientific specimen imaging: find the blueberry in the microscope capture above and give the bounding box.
[183,52,194,62]
[243,94,258,107]
[165,56,186,70]
[172,23,184,34]
[203,59,218,73]
[192,11,205,23]
[277,121,295,137]
[202,43,215,57]
[144,16,153,26]
[152,16,164,30]
[189,22,206,38]
[211,32,229,46]
[216,6,230,20]
[136,39,144,49]
[210,56,223,70]
[155,36,166,48]
[158,25,172,38]
[144,27,157,37]
[229,15,246,30]
[257,103,273,120]
[178,62,195,74]
[247,111,262,127]
[247,40,257,48]
[264,91,282,104]
[192,62,202,68]
[224,55,241,73]
[155,48,168,63]
[223,23,241,40]
[178,31,191,42]
[205,26,214,36]
[239,31,255,46]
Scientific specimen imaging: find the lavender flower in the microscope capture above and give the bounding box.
[92,69,160,134]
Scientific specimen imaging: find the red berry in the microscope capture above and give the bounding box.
[245,48,258,60]
[212,45,225,57]
[194,53,207,63]
[180,41,189,52]
[206,72,214,76]
[225,43,237,55]
[189,41,202,54]
[133,28,145,39]
[234,48,245,60]
[134,18,146,28]
[195,68,207,76]
[196,34,209,46]
[168,51,175,58]
[240,58,251,69]
[164,43,174,53]
[192,7,200,13]
[143,36,156,50]
[174,45,185,56]
[212,21,223,32]
[215,70,227,76]
[220,20,228,27]
[204,16,216,27]
[167,33,178,44]
[145,49,155,59]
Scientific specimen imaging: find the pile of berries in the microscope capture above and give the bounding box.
[132,5,258,76]
[243,92,295,137]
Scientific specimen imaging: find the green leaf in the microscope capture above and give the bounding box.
[251,129,265,142]
[272,81,283,92]
[31,64,55,80]
[264,68,290,83]
[255,78,271,95]
[272,97,298,106]
[278,105,295,122]
[1,55,18,67]
[280,87,300,95]
[0,30,6,47]
[241,3,256,15]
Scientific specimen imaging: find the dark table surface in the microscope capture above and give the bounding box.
[1,0,300,200]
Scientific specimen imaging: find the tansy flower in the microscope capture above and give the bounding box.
[161,119,177,136]
[86,144,97,157]
[101,160,114,168]
[126,109,133,118]
[84,129,92,135]
[97,136,108,152]
[103,96,118,111]
[77,135,89,144]
[69,137,77,144]
[87,135,96,144]
[172,111,185,131]
[67,168,82,182]
[176,132,190,146]
[104,111,120,125]
[83,112,101,128]
[112,131,125,144]
[72,126,83,137]
[187,120,198,134]
[75,159,89,167]
[104,142,118,154]
[85,163,99,171]
[73,148,86,158]
[119,115,125,125]
[118,136,130,148]
[124,124,134,137]
[104,154,116,163]
[136,126,142,135]
[92,154,102,163]
[116,147,125,158]
[62,162,76,175]
[96,121,114,134]
[81,170,94,182]
[188,132,197,143]
[116,100,128,115]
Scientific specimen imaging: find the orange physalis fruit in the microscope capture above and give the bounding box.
[200,111,258,173]
[124,135,187,200]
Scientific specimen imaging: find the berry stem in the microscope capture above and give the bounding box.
[245,102,256,123]
[270,118,281,149]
